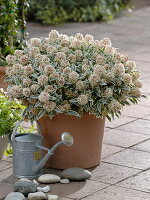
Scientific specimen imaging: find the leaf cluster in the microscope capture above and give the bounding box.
[28,0,131,25]
[0,90,25,136]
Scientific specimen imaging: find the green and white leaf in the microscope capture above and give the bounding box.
[66,110,80,117]
[36,110,46,120]
[97,100,101,113]
[34,101,42,108]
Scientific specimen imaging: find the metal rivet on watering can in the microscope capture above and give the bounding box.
[11,120,74,179]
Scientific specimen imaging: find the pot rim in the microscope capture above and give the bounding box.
[39,112,105,121]
[0,66,7,73]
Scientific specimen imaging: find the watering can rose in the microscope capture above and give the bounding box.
[5,30,143,121]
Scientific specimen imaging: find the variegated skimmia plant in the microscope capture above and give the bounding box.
[5,30,143,122]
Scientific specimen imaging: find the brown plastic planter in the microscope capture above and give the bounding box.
[39,113,105,169]
[0,67,7,90]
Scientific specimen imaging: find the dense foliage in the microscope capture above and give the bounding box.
[0,0,29,66]
[5,30,142,122]
[0,89,25,136]
[28,0,131,25]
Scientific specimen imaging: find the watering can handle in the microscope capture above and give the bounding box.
[11,120,42,142]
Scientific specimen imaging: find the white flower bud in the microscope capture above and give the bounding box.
[43,101,56,112]
[69,71,79,83]
[39,92,50,103]
[23,88,31,97]
[77,95,88,105]
[30,38,42,47]
[38,75,48,85]
[6,55,16,65]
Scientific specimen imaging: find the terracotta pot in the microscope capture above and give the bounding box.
[0,67,7,90]
[39,113,105,169]
[0,135,9,159]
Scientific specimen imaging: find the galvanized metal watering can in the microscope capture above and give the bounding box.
[11,121,74,179]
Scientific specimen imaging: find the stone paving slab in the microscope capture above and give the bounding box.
[131,139,150,153]
[82,185,150,200]
[90,162,140,184]
[121,105,150,118]
[117,119,150,135]
[103,129,150,148]
[136,61,150,78]
[117,169,150,193]
[2,172,18,185]
[40,180,109,199]
[138,96,150,107]
[141,79,150,94]
[143,115,150,120]
[0,160,12,172]
[103,148,150,170]
[134,0,150,10]
[0,182,14,200]
[105,115,136,129]
[102,144,124,159]
[120,50,150,63]
[0,167,13,182]
[114,42,150,55]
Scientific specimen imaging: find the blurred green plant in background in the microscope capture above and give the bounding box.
[0,89,25,137]
[4,123,36,157]
[0,0,29,66]
[0,89,36,157]
[28,0,131,25]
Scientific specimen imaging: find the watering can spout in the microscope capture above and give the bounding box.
[33,148,55,174]
[34,132,73,174]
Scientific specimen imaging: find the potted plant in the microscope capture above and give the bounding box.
[5,30,143,169]
[0,89,24,159]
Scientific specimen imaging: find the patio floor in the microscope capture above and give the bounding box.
[1,2,150,200]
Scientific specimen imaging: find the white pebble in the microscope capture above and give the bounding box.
[60,179,69,184]
[33,180,39,186]
[38,174,60,183]
[28,192,47,200]
[43,186,50,193]
[37,187,44,192]
[47,194,58,200]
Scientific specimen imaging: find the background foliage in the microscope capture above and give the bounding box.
[0,89,25,136]
[28,0,131,25]
[0,0,29,66]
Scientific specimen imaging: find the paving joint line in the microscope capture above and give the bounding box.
[103,136,150,150]
[0,166,12,173]
[80,167,150,199]
[106,117,139,130]
[102,146,126,160]
[79,183,111,200]
[129,147,150,154]
[90,169,141,188]
[115,184,150,194]
[102,161,144,171]
[101,140,149,160]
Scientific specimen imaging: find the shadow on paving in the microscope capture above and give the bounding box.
[1,167,87,199]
